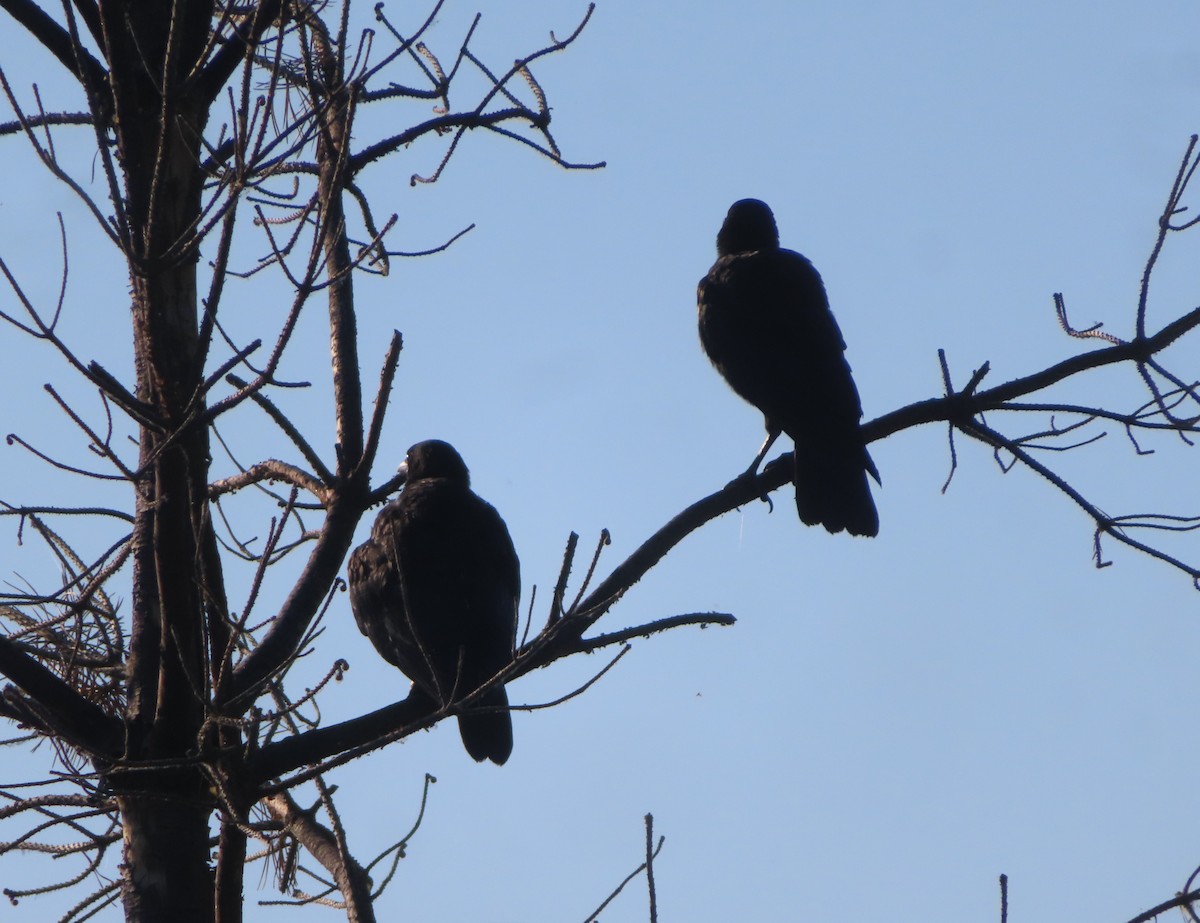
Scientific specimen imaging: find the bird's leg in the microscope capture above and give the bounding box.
[745,428,781,478]
[725,429,780,512]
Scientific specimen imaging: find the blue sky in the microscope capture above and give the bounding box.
[3,1,1200,920]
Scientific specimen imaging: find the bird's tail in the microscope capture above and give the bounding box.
[794,444,879,537]
[457,685,514,765]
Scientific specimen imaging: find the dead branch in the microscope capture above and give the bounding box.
[262,790,376,923]
[581,814,666,923]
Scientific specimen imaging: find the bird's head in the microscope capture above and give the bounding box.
[716,198,779,257]
[397,439,471,486]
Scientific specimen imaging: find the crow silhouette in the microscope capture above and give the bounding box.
[698,198,879,536]
[348,440,519,763]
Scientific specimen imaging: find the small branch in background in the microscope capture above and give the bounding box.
[548,531,579,625]
[357,331,404,483]
[644,813,659,923]
[1136,134,1198,341]
[581,813,666,923]
[360,772,435,901]
[513,644,631,712]
[1054,292,1125,345]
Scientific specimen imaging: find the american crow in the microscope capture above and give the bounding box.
[347,440,519,764]
[698,198,879,537]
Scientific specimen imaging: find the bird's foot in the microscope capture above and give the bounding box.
[725,469,775,513]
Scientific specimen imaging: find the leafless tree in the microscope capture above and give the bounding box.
[1,1,1200,921]
[0,2,728,920]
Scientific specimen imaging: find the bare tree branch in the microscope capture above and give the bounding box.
[0,0,107,92]
[262,791,376,923]
[0,636,122,756]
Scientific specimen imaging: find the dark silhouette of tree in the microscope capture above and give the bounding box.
[1,1,1200,921]
[0,3,727,920]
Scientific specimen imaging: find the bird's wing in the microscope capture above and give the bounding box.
[347,526,405,669]
[467,497,521,656]
[699,249,862,433]
[371,483,519,691]
[769,249,865,430]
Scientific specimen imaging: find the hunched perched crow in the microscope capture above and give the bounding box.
[347,440,519,764]
[697,198,880,537]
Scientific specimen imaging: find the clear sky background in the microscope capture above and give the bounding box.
[3,1,1200,921]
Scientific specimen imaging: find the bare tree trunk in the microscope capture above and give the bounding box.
[215,815,248,923]
[117,794,215,923]
[117,207,220,919]
[100,2,221,917]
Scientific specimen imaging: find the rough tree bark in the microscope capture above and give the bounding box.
[101,4,221,921]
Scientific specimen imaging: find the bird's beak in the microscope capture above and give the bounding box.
[396,460,409,484]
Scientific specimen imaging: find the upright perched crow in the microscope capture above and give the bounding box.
[347,440,519,764]
[697,198,879,537]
